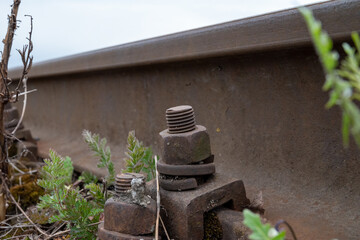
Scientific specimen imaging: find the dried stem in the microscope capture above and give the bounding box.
[0,1,34,222]
[14,15,33,97]
[160,216,171,240]
[6,185,49,238]
[155,155,160,240]
[1,0,21,76]
[0,0,22,222]
[11,77,27,134]
[44,221,103,240]
[45,229,71,240]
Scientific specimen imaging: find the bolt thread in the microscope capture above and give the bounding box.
[166,105,196,134]
[115,173,145,195]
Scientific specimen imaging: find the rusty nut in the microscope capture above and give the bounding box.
[104,197,156,236]
[159,125,211,165]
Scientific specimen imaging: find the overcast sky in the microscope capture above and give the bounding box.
[0,0,327,68]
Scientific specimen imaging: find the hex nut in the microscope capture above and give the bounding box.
[104,197,156,236]
[98,222,158,240]
[159,125,211,165]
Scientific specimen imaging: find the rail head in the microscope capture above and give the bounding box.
[9,0,360,79]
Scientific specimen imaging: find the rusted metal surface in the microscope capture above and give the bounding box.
[214,207,251,240]
[115,173,144,194]
[149,173,250,240]
[14,129,36,144]
[159,125,211,165]
[4,105,23,131]
[159,177,198,191]
[98,223,158,240]
[101,173,156,240]
[8,1,360,78]
[157,115,249,239]
[166,105,196,133]
[157,162,215,176]
[159,105,215,192]
[4,103,38,160]
[103,198,156,236]
[8,1,360,239]
[17,141,37,161]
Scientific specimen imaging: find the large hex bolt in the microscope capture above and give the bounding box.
[160,105,211,165]
[99,173,158,240]
[158,105,215,191]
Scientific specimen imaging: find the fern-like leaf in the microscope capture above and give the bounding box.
[123,131,156,181]
[82,130,115,185]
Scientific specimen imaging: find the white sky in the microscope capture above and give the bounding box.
[0,0,327,68]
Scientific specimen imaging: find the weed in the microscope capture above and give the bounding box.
[123,130,156,181]
[300,7,360,147]
[82,130,115,186]
[37,150,103,239]
[243,209,285,240]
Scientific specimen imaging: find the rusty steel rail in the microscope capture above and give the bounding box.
[9,1,360,239]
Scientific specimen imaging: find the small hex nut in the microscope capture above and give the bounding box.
[159,125,211,165]
[104,197,156,235]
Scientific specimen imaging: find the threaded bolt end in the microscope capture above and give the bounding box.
[166,105,196,134]
[115,173,145,195]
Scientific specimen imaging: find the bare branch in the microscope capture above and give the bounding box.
[0,0,22,221]
[11,77,28,134]
[155,155,160,240]
[1,0,21,80]
[15,15,33,94]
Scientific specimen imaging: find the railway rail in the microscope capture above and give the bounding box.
[9,1,360,239]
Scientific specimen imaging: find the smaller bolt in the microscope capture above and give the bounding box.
[115,173,144,196]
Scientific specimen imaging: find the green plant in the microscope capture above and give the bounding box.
[37,149,73,191]
[36,131,154,238]
[37,149,102,239]
[243,209,286,240]
[85,182,106,208]
[82,130,115,186]
[123,130,156,181]
[79,171,98,185]
[300,7,360,147]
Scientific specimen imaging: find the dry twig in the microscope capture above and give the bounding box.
[44,221,103,240]
[0,1,35,222]
[12,14,34,134]
[155,155,160,240]
[160,216,171,240]
[12,15,33,103]
[0,0,22,222]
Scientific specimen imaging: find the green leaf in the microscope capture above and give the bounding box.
[351,32,360,55]
[83,130,115,186]
[79,171,98,185]
[122,131,156,181]
[325,90,339,108]
[85,183,106,208]
[37,149,73,191]
[243,209,270,240]
[271,231,286,240]
[243,209,285,240]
